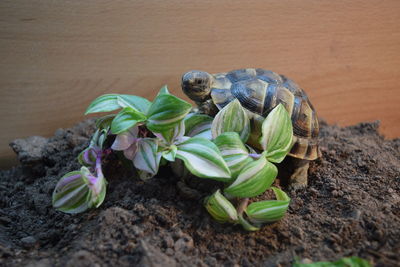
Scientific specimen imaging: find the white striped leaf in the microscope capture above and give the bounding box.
[224,157,277,198]
[211,99,250,142]
[95,114,116,129]
[78,147,97,167]
[162,145,177,162]
[111,108,146,134]
[260,104,293,163]
[133,138,162,180]
[184,113,213,139]
[157,85,170,95]
[204,190,238,223]
[213,132,253,181]
[176,137,231,181]
[52,167,107,214]
[154,120,186,145]
[89,128,109,149]
[146,94,192,133]
[238,215,260,231]
[117,95,151,114]
[85,94,151,115]
[246,187,290,224]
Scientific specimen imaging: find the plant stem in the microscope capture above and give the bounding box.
[95,150,104,179]
[237,198,249,217]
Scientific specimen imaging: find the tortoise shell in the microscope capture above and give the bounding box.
[210,68,319,160]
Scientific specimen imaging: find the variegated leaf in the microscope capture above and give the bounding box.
[157,85,170,95]
[162,145,177,162]
[111,127,138,151]
[52,167,107,214]
[176,137,231,181]
[85,94,151,115]
[238,215,260,231]
[96,114,116,129]
[211,99,250,142]
[213,132,253,181]
[184,113,213,139]
[111,108,146,134]
[204,190,238,223]
[246,187,290,224]
[133,138,162,180]
[146,94,192,133]
[224,157,277,198]
[260,104,293,163]
[154,120,186,145]
[78,147,97,167]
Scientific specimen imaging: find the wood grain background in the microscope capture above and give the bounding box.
[1,0,399,168]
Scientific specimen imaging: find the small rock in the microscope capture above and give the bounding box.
[0,216,11,226]
[10,136,48,164]
[65,250,104,267]
[20,236,37,248]
[301,258,313,264]
[174,234,194,252]
[163,235,174,248]
[292,226,304,239]
[245,238,256,247]
[136,240,176,267]
[25,259,53,267]
[350,209,362,220]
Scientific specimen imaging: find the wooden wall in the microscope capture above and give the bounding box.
[1,0,399,168]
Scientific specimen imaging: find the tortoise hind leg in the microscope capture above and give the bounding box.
[277,157,309,190]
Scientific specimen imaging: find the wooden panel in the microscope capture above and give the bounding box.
[1,0,400,168]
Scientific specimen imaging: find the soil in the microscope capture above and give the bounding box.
[0,120,399,267]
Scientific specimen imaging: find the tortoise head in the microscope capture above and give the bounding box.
[181,70,213,102]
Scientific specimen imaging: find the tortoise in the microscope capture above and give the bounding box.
[181,68,319,189]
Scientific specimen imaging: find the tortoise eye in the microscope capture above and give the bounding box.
[196,80,202,84]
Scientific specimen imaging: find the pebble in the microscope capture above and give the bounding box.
[21,236,37,248]
[174,234,194,252]
[0,216,11,226]
[292,226,304,239]
[163,235,174,248]
[350,209,362,220]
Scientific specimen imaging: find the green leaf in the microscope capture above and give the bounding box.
[204,190,238,223]
[245,187,290,224]
[162,145,177,162]
[260,104,293,163]
[211,99,250,142]
[85,94,151,115]
[78,147,97,167]
[224,157,277,198]
[155,120,186,145]
[133,138,162,180]
[176,137,231,181]
[157,85,170,95]
[293,256,372,267]
[90,128,110,149]
[111,108,147,134]
[52,167,107,214]
[184,113,213,139]
[238,215,260,231]
[146,94,192,133]
[214,132,253,180]
[85,94,121,115]
[117,95,152,114]
[95,114,116,129]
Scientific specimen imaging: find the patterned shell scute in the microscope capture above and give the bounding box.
[210,68,319,160]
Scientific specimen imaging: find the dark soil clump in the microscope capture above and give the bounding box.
[0,120,399,266]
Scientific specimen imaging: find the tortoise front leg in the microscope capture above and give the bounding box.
[288,158,310,190]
